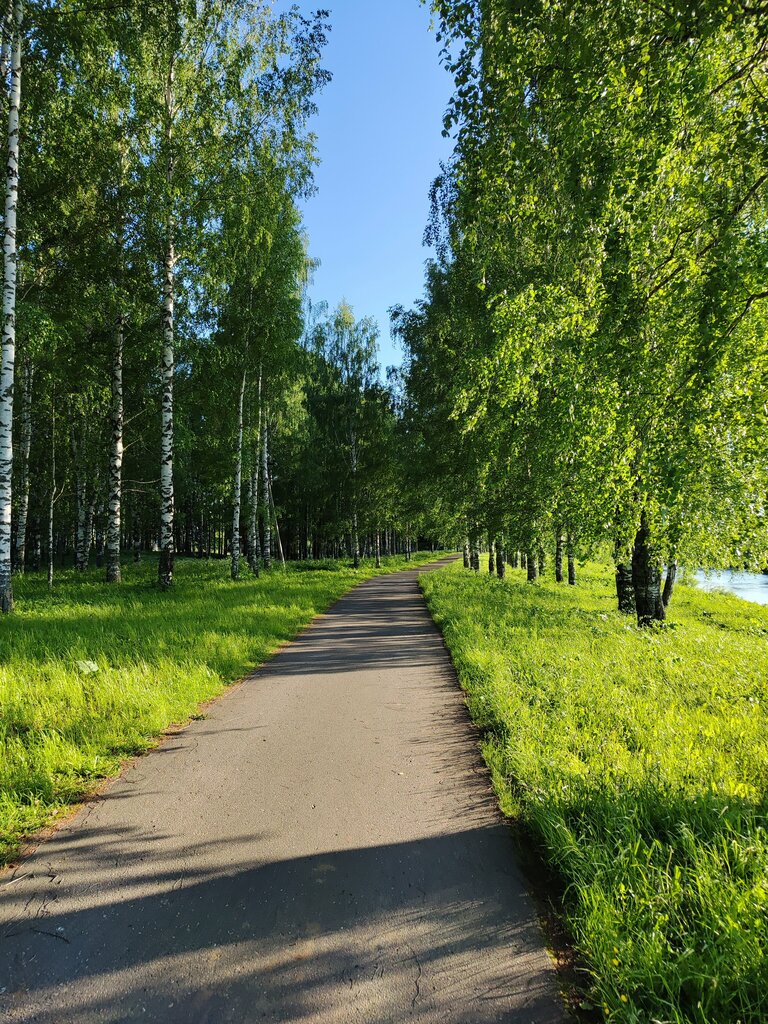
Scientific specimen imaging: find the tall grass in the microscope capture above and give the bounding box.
[422,561,768,1024]
[0,552,442,864]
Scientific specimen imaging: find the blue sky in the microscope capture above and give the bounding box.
[281,1,453,368]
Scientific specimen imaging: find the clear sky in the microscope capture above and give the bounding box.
[281,1,453,369]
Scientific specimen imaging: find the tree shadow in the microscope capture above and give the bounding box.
[0,828,564,1024]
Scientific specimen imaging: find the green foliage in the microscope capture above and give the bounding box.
[0,551,445,863]
[423,560,768,1023]
[408,0,768,576]
[13,1,331,575]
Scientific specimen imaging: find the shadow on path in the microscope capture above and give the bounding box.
[0,560,566,1024]
[2,829,560,1024]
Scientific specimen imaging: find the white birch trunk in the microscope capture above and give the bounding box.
[261,409,271,570]
[0,0,21,611]
[95,499,104,567]
[84,485,96,568]
[231,370,246,581]
[75,486,87,568]
[158,276,174,587]
[158,60,175,589]
[47,402,54,590]
[248,368,262,574]
[267,472,286,570]
[350,426,360,568]
[106,313,124,582]
[351,509,360,568]
[69,427,88,572]
[13,348,30,571]
[248,460,260,575]
[0,3,11,119]
[106,122,127,584]
[47,448,54,585]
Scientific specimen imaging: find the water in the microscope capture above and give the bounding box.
[694,569,768,606]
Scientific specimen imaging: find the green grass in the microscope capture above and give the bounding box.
[421,561,768,1024]
[0,551,445,864]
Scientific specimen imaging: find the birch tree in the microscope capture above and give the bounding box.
[105,310,123,582]
[0,0,21,612]
[230,370,246,579]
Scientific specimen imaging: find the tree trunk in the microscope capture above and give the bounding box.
[0,0,22,612]
[350,426,360,569]
[13,350,30,572]
[231,370,246,581]
[84,489,96,568]
[352,508,360,568]
[158,230,175,587]
[29,516,39,570]
[662,562,677,610]
[495,538,505,579]
[268,473,286,570]
[470,536,480,572]
[158,60,175,590]
[463,539,470,569]
[247,371,262,575]
[70,428,88,572]
[567,535,576,586]
[133,514,141,562]
[615,563,635,613]
[488,535,494,574]
[95,501,105,568]
[0,5,10,86]
[375,529,381,569]
[106,314,124,582]
[261,410,271,570]
[47,403,55,590]
[555,533,564,583]
[248,461,260,576]
[631,510,665,626]
[526,547,539,582]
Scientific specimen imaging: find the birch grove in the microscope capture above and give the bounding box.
[0,3,429,606]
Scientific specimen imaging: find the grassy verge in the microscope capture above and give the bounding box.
[421,560,768,1024]
[0,551,445,865]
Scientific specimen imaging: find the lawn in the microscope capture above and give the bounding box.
[421,561,768,1024]
[0,551,443,864]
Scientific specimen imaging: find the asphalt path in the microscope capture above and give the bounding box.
[0,560,567,1023]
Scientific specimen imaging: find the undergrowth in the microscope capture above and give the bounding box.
[422,561,768,1024]
[0,551,443,864]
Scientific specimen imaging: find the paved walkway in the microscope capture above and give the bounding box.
[0,562,566,1023]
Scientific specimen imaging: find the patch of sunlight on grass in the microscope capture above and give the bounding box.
[422,560,768,1024]
[0,551,447,864]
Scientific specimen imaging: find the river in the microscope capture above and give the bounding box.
[694,569,768,606]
